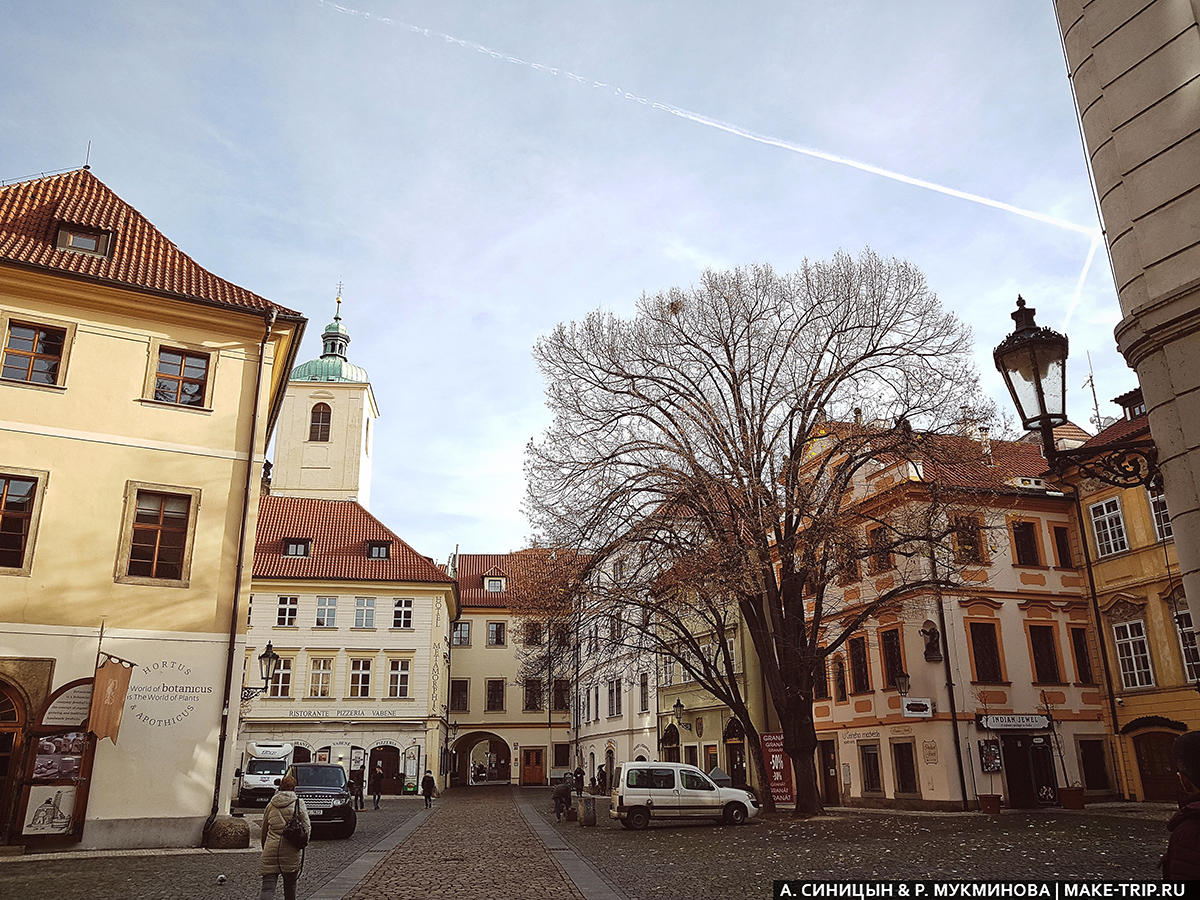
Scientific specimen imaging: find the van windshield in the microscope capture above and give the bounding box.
[246,759,286,775]
[293,765,347,788]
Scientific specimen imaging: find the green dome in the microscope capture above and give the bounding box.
[290,292,369,383]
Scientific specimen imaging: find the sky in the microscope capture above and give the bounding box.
[0,1,1130,561]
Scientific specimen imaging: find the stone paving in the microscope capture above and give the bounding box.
[345,785,585,900]
[535,796,1168,900]
[0,798,422,900]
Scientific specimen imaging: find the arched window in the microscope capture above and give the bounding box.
[309,403,331,442]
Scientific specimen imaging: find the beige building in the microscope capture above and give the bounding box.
[0,169,304,848]
[1054,2,1200,626]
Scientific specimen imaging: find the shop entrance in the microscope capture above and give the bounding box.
[368,745,402,795]
[0,682,26,842]
[1134,732,1179,802]
[1001,734,1057,808]
[818,740,840,806]
[724,718,747,788]
[521,747,545,786]
[661,723,680,762]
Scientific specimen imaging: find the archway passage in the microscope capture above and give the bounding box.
[451,731,511,786]
[0,682,27,842]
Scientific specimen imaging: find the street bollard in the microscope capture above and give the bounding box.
[577,796,596,826]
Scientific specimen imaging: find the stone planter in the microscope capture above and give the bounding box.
[1058,786,1086,810]
[977,793,1002,814]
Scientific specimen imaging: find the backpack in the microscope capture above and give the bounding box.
[281,798,308,850]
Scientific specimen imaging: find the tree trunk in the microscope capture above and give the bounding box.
[780,696,822,817]
[738,712,776,813]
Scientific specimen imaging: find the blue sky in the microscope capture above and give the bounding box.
[1,1,1129,560]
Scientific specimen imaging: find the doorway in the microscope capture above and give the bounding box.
[521,747,545,785]
[0,683,26,842]
[661,724,680,762]
[369,745,401,794]
[1000,734,1057,808]
[1134,732,1179,802]
[818,740,839,806]
[723,718,747,788]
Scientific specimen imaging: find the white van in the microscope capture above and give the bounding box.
[236,741,293,806]
[609,761,761,829]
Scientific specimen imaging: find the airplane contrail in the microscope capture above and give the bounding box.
[1065,233,1103,327]
[319,1,1100,240]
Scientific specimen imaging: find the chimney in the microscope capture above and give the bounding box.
[854,408,863,426]
[979,427,993,466]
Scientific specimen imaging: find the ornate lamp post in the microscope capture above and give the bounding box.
[993,296,1158,487]
[240,641,280,701]
[672,697,693,732]
[895,671,912,698]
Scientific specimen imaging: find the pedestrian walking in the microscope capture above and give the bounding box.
[350,766,366,811]
[552,778,574,822]
[1164,731,1200,879]
[573,765,584,798]
[369,760,384,810]
[421,770,437,809]
[596,764,607,795]
[259,773,310,900]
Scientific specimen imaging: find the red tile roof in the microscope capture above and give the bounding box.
[1079,413,1150,451]
[0,168,301,317]
[254,495,453,584]
[457,550,563,609]
[915,433,1049,490]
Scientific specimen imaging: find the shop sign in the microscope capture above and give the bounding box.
[287,707,407,719]
[21,679,97,846]
[921,740,938,765]
[901,697,934,718]
[41,683,93,727]
[127,659,215,729]
[977,714,1049,731]
[839,729,879,744]
[760,732,794,804]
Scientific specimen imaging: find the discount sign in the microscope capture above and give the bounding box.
[761,732,794,803]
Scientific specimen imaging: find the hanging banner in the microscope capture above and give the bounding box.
[761,732,794,804]
[89,655,134,744]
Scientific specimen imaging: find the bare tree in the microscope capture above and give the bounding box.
[525,251,995,815]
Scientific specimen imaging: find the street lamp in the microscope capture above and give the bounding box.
[240,641,281,701]
[672,697,693,732]
[895,671,911,697]
[994,296,1158,488]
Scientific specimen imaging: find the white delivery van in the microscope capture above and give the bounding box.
[610,761,761,829]
[236,741,293,806]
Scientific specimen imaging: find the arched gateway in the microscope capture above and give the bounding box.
[451,731,512,786]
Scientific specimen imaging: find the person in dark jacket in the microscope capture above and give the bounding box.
[350,766,366,811]
[596,764,607,795]
[1164,731,1200,879]
[552,779,574,822]
[369,761,384,810]
[573,766,585,798]
[421,770,437,809]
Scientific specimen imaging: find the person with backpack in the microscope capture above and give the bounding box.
[259,773,310,900]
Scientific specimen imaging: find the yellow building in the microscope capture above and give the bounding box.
[1063,388,1200,802]
[0,169,304,848]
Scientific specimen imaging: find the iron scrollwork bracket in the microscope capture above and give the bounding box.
[1054,438,1160,489]
[241,686,266,701]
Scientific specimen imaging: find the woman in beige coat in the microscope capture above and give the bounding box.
[259,773,311,900]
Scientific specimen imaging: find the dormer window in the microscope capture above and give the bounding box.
[56,226,110,257]
[283,539,311,557]
[368,541,391,559]
[486,577,505,593]
[1126,400,1147,419]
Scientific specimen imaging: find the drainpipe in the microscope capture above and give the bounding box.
[203,310,276,845]
[929,543,970,811]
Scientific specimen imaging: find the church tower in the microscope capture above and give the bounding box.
[269,292,378,508]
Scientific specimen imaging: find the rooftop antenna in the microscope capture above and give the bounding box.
[1082,351,1103,431]
[84,140,91,169]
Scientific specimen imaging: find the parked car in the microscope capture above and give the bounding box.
[285,763,357,838]
[609,761,761,829]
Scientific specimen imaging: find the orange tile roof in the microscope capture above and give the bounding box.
[457,550,569,609]
[1079,413,1150,451]
[915,433,1049,490]
[254,495,453,584]
[0,168,301,317]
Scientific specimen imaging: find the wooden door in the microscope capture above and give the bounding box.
[1135,732,1179,802]
[1001,734,1038,809]
[521,747,545,785]
[818,740,840,806]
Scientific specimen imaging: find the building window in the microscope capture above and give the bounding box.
[309,658,332,698]
[57,225,109,256]
[969,621,1004,683]
[523,622,543,645]
[552,624,572,650]
[554,743,571,768]
[486,678,505,712]
[368,541,391,559]
[153,348,210,406]
[315,596,337,628]
[880,628,903,689]
[1011,521,1041,566]
[355,597,375,628]
[349,658,372,697]
[1052,526,1074,568]
[953,516,984,564]
[268,658,292,697]
[276,596,298,627]
[450,679,469,712]
[524,679,543,711]
[452,621,471,646]
[1089,498,1128,557]
[832,658,847,702]
[1176,611,1200,683]
[660,656,674,687]
[608,615,622,643]
[867,526,892,572]
[554,678,571,711]
[486,577,504,592]
[2,321,66,385]
[583,685,591,722]
[892,742,918,795]
[1149,486,1173,542]
[639,672,650,712]
[283,539,310,557]
[0,472,41,572]
[607,678,622,716]
[860,743,883,794]
[594,684,601,720]
[1113,620,1154,689]
[487,621,506,646]
[124,488,194,583]
[813,653,830,701]
[392,597,413,629]
[388,659,411,698]
[309,403,331,442]
[848,636,870,693]
[1069,626,1095,685]
[1028,624,1062,684]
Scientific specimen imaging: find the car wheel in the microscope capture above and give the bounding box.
[626,808,650,831]
[724,803,747,826]
[618,818,633,830]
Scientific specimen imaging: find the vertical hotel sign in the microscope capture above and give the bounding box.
[761,732,794,804]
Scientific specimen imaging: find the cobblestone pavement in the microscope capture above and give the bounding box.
[0,798,422,900]
[535,796,1167,900]
[345,786,585,900]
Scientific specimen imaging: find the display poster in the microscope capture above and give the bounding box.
[41,684,93,727]
[32,732,86,781]
[760,732,795,804]
[978,739,1002,773]
[23,786,76,836]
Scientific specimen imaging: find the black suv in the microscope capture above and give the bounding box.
[285,763,357,838]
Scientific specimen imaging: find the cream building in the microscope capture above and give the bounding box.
[0,168,304,848]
